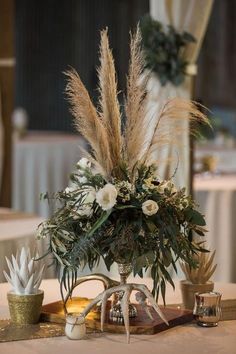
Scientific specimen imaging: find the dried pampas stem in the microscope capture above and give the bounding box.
[98,28,122,170]
[65,27,209,180]
[65,68,113,177]
[124,27,149,173]
[143,98,210,166]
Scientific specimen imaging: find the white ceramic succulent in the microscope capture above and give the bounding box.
[3,247,45,295]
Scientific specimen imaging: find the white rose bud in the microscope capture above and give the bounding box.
[77,158,91,169]
[78,176,88,184]
[142,200,159,216]
[157,180,177,194]
[65,186,77,194]
[96,184,117,211]
[157,181,168,194]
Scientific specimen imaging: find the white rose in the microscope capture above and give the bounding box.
[142,200,159,216]
[77,158,91,169]
[96,184,117,211]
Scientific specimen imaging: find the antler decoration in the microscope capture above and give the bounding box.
[81,282,168,343]
[62,272,168,343]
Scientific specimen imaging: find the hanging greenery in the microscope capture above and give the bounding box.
[140,14,196,86]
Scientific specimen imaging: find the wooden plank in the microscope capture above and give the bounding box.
[41,297,193,335]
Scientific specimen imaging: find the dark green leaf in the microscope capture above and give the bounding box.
[87,210,112,237]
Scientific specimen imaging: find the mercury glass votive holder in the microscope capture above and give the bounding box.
[193,291,222,327]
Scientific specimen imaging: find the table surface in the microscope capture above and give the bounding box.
[14,131,81,144]
[0,208,53,280]
[0,218,42,242]
[195,145,236,174]
[0,278,236,354]
[194,174,236,191]
[193,174,236,283]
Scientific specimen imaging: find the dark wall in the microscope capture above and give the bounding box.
[15,0,149,132]
[196,0,236,109]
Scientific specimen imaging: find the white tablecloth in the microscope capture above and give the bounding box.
[12,131,85,218]
[194,174,236,283]
[0,208,55,281]
[0,278,236,354]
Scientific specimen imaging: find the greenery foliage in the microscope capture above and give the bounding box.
[140,14,196,86]
[38,160,207,302]
[37,28,208,304]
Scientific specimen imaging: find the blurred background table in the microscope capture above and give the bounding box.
[0,208,55,281]
[12,131,85,218]
[195,145,236,174]
[194,174,236,283]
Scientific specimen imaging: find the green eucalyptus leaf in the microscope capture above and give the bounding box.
[87,210,113,237]
[115,205,136,210]
[185,209,206,226]
[160,279,166,305]
[53,251,64,266]
[162,249,172,267]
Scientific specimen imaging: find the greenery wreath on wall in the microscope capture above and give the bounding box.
[140,15,196,86]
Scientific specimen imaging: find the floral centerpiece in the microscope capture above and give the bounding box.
[37,28,208,310]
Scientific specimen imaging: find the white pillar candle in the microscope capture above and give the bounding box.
[65,313,86,340]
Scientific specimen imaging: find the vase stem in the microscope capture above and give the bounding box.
[117,263,132,284]
[109,263,137,322]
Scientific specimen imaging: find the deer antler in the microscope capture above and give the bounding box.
[81,283,168,343]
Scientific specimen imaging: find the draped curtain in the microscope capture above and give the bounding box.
[148,0,214,188]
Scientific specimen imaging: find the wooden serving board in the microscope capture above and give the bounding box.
[41,297,193,335]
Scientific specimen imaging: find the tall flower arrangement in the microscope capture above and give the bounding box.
[37,28,208,301]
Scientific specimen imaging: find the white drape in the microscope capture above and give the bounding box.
[148,0,214,188]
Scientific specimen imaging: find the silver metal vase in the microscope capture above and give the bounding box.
[109,263,137,322]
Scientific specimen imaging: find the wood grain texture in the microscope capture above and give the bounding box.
[41,297,193,335]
